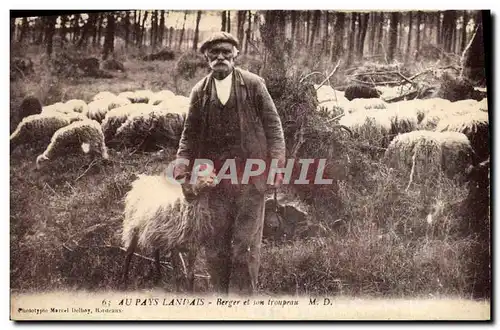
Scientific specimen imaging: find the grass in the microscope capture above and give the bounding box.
[10,44,490,300]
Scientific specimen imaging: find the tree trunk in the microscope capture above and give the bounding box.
[45,16,57,57]
[452,18,457,53]
[221,11,227,31]
[436,11,441,45]
[59,15,67,47]
[305,11,310,46]
[124,11,130,49]
[376,12,384,54]
[237,11,246,45]
[178,11,187,50]
[102,13,115,60]
[368,12,375,54]
[260,10,287,81]
[168,27,174,47]
[244,11,252,54]
[19,17,28,42]
[355,13,361,57]
[309,10,321,48]
[74,14,82,43]
[227,11,231,33]
[322,11,330,54]
[461,10,468,52]
[462,11,485,85]
[442,10,456,53]
[357,13,369,60]
[347,12,356,65]
[140,11,148,47]
[97,13,104,46]
[330,12,345,62]
[76,14,91,48]
[290,10,297,51]
[193,10,202,51]
[134,11,140,46]
[159,10,166,47]
[388,12,399,61]
[406,11,413,61]
[90,13,98,46]
[150,10,156,49]
[415,11,421,58]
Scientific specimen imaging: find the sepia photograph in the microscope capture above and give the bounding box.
[9,8,491,321]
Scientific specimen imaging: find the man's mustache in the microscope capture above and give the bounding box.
[210,59,230,67]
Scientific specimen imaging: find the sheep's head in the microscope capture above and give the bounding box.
[35,154,49,170]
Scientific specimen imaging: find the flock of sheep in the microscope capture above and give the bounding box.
[11,81,490,292]
[10,89,189,169]
[316,84,489,179]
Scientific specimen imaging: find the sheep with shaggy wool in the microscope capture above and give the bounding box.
[339,108,393,146]
[117,91,136,102]
[122,164,216,291]
[478,98,488,112]
[383,130,475,183]
[64,99,88,114]
[115,105,185,150]
[435,111,489,162]
[148,90,176,106]
[36,119,109,169]
[86,96,130,123]
[86,99,111,123]
[130,89,155,103]
[42,102,75,115]
[10,112,84,152]
[101,103,151,145]
[92,91,116,101]
[155,95,190,115]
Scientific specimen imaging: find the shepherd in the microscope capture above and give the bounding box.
[174,31,286,295]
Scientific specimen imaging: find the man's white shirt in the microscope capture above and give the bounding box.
[213,71,233,105]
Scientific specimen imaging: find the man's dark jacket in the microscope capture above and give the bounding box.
[175,67,286,192]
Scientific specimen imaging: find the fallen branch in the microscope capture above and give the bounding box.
[408,65,460,81]
[299,71,325,84]
[350,78,403,86]
[315,59,341,90]
[75,159,99,182]
[396,65,418,87]
[351,70,402,76]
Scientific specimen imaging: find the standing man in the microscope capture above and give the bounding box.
[174,32,286,295]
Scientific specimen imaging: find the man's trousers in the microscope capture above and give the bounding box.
[203,182,266,296]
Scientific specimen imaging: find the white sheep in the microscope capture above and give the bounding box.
[10,112,84,151]
[117,91,136,102]
[131,89,155,103]
[115,105,185,150]
[122,163,217,291]
[64,99,88,114]
[36,119,109,169]
[41,102,74,115]
[148,90,176,106]
[101,103,151,143]
[92,91,116,101]
[87,96,132,122]
[107,96,132,110]
[155,95,190,115]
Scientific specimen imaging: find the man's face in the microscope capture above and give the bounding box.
[206,41,236,75]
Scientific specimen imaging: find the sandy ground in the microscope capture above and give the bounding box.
[10,290,490,321]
